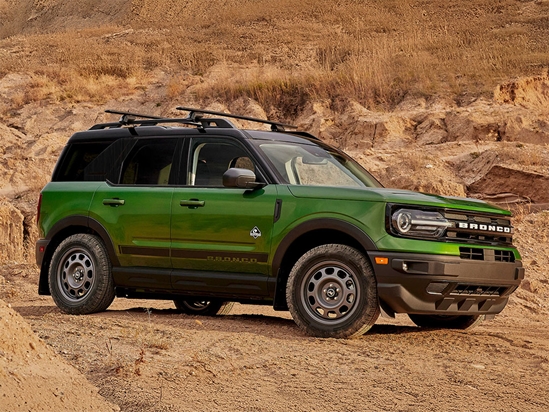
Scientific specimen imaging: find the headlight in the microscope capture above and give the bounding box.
[391,208,453,238]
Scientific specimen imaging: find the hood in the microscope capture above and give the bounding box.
[286,186,511,215]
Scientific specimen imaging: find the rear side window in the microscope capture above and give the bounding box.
[53,142,112,182]
[84,138,136,182]
[120,139,178,185]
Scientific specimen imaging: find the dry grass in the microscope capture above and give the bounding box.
[1,0,549,111]
[128,309,171,351]
[102,309,170,377]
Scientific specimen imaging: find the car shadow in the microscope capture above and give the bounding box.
[13,304,423,339]
[100,306,423,338]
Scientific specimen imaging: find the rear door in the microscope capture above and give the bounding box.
[170,137,277,298]
[89,137,179,290]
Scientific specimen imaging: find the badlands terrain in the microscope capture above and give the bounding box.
[1,0,549,410]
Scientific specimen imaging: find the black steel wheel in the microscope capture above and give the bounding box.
[286,244,379,338]
[408,314,484,330]
[173,299,234,316]
[48,234,115,314]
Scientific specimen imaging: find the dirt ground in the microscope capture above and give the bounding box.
[1,257,548,412]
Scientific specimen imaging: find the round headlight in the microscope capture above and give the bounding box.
[391,208,453,238]
[395,211,412,233]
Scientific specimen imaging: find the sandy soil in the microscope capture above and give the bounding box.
[1,259,548,412]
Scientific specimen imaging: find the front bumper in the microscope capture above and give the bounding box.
[368,251,524,316]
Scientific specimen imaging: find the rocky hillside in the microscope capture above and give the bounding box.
[2,0,549,109]
[0,70,548,263]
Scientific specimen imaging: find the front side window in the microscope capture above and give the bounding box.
[188,139,256,186]
[257,142,381,188]
[120,139,177,185]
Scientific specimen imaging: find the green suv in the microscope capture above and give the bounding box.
[36,107,524,338]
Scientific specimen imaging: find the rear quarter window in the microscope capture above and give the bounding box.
[53,142,112,182]
[52,139,136,182]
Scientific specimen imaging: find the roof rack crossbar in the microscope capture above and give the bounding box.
[105,109,164,125]
[90,110,203,130]
[176,106,297,132]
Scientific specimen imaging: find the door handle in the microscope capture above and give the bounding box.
[180,199,205,208]
[103,198,125,206]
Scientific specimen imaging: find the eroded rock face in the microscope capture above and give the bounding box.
[468,165,549,205]
[495,71,549,113]
[0,201,24,263]
[294,75,549,151]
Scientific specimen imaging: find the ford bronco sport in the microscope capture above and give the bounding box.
[36,107,524,338]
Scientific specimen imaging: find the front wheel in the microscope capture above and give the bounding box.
[286,244,380,338]
[173,299,234,316]
[48,234,115,315]
[408,314,484,330]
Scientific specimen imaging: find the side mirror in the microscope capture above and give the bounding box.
[223,168,266,190]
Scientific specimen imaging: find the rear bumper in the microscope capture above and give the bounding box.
[368,251,524,316]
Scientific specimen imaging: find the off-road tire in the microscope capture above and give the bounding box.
[48,234,115,315]
[408,314,484,330]
[286,244,380,338]
[173,299,234,316]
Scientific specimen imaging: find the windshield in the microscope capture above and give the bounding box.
[256,141,382,188]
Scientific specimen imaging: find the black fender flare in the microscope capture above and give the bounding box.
[38,216,119,295]
[271,218,377,309]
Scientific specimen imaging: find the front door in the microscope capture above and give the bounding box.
[170,137,277,297]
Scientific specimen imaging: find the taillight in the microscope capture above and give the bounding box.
[36,193,42,225]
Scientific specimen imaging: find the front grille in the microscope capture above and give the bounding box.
[444,211,513,246]
[459,247,515,262]
[450,284,508,297]
[459,247,484,260]
[495,250,514,262]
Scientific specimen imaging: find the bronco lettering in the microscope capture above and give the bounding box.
[207,256,258,263]
[457,222,512,233]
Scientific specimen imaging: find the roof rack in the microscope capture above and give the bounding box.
[90,107,298,133]
[90,109,203,130]
[176,106,297,132]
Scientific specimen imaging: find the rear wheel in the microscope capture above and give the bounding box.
[286,244,379,338]
[408,314,483,330]
[173,299,234,316]
[48,234,115,315]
